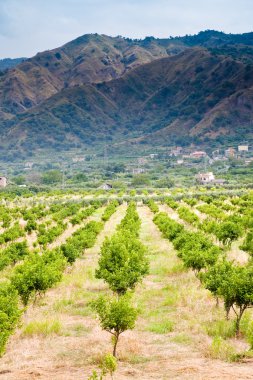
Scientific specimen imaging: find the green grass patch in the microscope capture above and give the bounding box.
[22,319,62,337]
[147,319,174,334]
[205,319,236,339]
[170,333,192,345]
[207,337,237,362]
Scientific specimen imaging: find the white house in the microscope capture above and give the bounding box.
[99,183,113,190]
[238,145,249,152]
[196,172,215,184]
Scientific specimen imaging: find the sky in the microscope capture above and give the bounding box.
[0,0,253,58]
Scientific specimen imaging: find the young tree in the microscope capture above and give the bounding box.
[221,265,253,336]
[202,261,253,335]
[91,294,138,357]
[200,259,234,315]
[95,232,149,295]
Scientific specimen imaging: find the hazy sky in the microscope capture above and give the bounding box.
[0,0,252,58]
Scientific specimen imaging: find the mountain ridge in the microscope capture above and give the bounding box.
[0,30,253,159]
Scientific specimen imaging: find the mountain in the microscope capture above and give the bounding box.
[0,30,253,159]
[0,58,26,72]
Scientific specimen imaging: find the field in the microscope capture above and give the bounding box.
[0,188,253,379]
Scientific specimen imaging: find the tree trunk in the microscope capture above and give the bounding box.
[225,304,230,320]
[235,307,245,338]
[216,297,219,308]
[113,333,119,357]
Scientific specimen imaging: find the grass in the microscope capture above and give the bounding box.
[147,319,174,334]
[170,333,192,345]
[22,319,62,337]
[207,336,237,362]
[205,319,236,339]
[64,323,90,337]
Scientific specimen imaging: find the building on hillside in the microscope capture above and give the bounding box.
[150,153,158,159]
[245,158,253,165]
[25,162,34,169]
[170,146,183,157]
[196,172,215,184]
[72,156,85,163]
[191,151,207,159]
[132,168,146,175]
[225,147,236,158]
[99,183,112,190]
[0,177,7,187]
[238,145,249,152]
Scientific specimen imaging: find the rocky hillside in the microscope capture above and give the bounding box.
[0,30,253,158]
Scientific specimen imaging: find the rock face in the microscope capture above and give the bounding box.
[1,31,253,157]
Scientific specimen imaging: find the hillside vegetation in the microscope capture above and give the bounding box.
[0,31,253,157]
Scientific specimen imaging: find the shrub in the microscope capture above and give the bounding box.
[0,283,21,356]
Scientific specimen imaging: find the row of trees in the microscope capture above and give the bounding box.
[92,202,149,357]
[166,198,244,248]
[101,200,119,222]
[0,223,25,245]
[153,210,253,336]
[0,242,29,271]
[0,202,116,356]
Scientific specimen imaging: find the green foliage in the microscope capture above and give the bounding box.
[197,204,226,220]
[148,319,174,334]
[11,250,66,306]
[42,170,62,184]
[88,353,117,380]
[177,206,200,226]
[101,200,119,222]
[91,294,138,357]
[154,212,221,273]
[96,202,148,294]
[0,283,21,356]
[183,198,197,206]
[216,221,243,246]
[70,205,96,225]
[0,223,25,244]
[117,201,141,237]
[96,232,149,294]
[202,261,253,335]
[22,319,62,337]
[163,197,178,210]
[25,219,37,233]
[0,241,29,270]
[13,176,26,185]
[145,199,159,214]
[131,174,151,187]
[208,336,236,362]
[153,212,183,240]
[240,230,253,255]
[37,221,66,246]
[60,221,103,263]
[200,218,219,235]
[99,353,117,379]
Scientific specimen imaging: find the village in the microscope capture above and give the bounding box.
[0,143,252,189]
